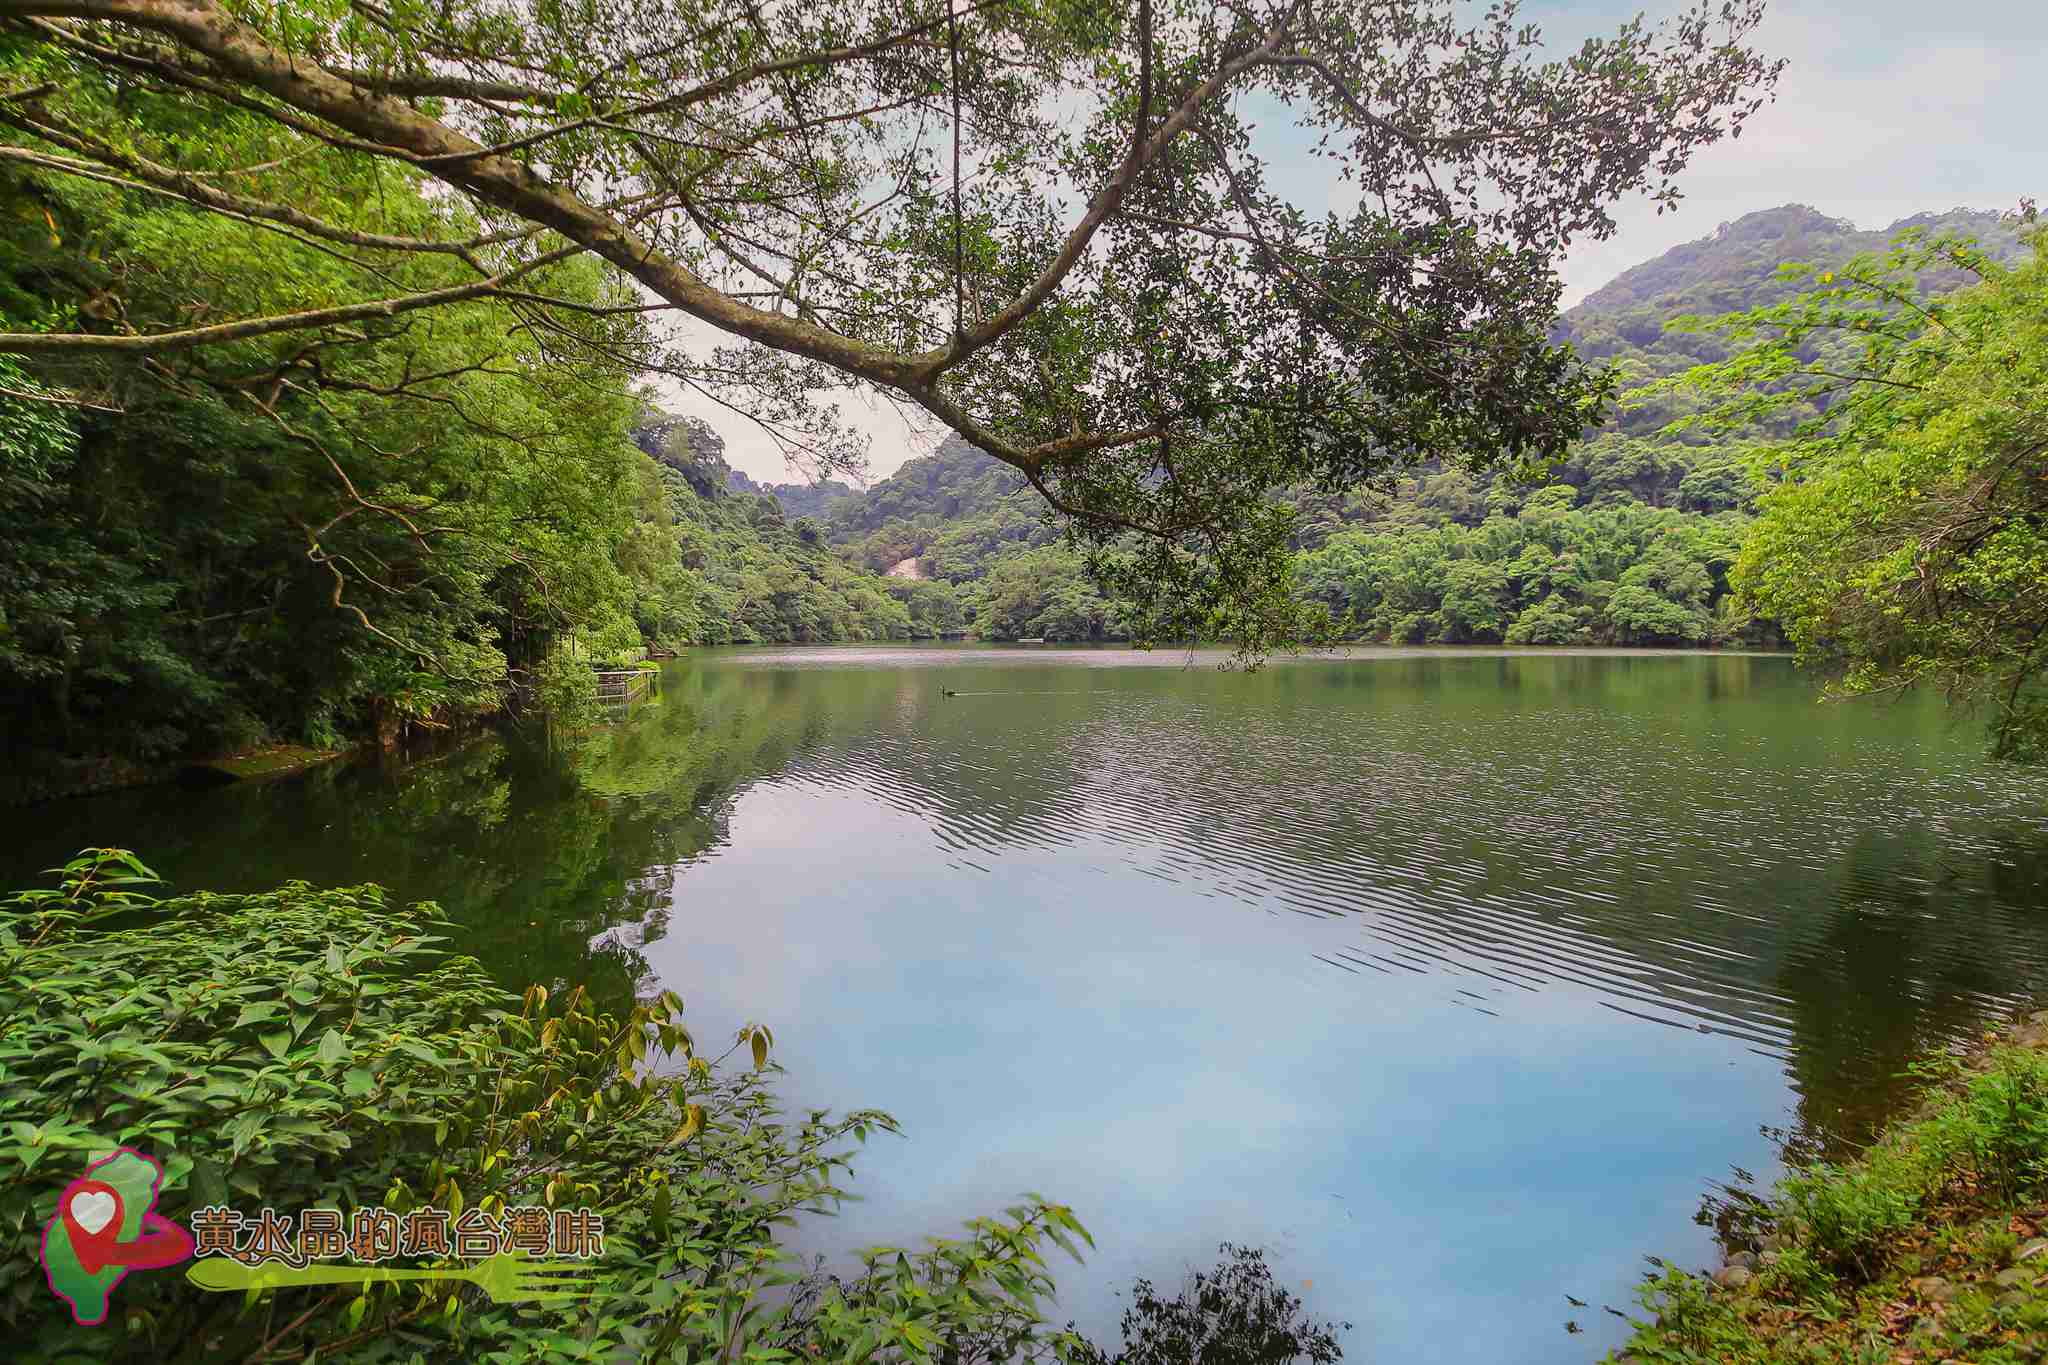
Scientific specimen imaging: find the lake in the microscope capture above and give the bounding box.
[9,646,2048,1362]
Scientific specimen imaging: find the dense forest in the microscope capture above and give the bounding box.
[627,412,959,646]
[3,194,2034,789]
[803,206,2031,647]
[0,125,924,789]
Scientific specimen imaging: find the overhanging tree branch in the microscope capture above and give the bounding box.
[0,244,584,355]
[0,0,1784,654]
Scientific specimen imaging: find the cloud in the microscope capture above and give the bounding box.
[1550,0,2046,304]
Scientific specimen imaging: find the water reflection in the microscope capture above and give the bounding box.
[7,648,2048,1363]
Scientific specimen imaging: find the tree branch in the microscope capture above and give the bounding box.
[0,244,582,356]
[921,2,1294,375]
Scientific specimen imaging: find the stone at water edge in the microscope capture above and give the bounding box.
[1712,1265,1752,1289]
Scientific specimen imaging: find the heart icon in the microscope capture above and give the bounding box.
[70,1190,117,1236]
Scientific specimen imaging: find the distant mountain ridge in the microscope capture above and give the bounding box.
[616,203,2033,649]
[754,203,2032,557]
[629,409,860,519]
[1555,204,2026,366]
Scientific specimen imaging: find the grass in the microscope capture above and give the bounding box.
[1608,1018,2048,1364]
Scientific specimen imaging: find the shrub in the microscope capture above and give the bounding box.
[1944,1046,2048,1201]
[529,648,601,728]
[0,850,1090,1363]
[1782,1045,2048,1275]
[1070,1244,1348,1365]
[1618,1039,2048,1363]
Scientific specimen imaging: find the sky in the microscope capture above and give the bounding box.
[657,0,2048,485]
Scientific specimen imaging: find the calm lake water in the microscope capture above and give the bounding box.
[10,646,2048,1362]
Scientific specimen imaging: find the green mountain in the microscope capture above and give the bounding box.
[795,204,2027,647]
[823,436,1042,571]
[621,409,957,643]
[1556,204,2026,378]
[1565,204,2019,323]
[755,478,859,520]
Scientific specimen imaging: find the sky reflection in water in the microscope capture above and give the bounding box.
[10,648,2048,1363]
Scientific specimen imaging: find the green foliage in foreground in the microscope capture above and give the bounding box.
[1612,1039,2048,1364]
[0,850,1093,1363]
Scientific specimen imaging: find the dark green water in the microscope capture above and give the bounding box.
[9,646,2048,1362]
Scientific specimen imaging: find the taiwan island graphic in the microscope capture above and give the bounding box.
[39,1148,194,1325]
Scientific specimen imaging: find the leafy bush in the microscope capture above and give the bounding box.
[1618,1041,2048,1363]
[1767,1049,2048,1279]
[529,648,601,728]
[1945,1046,2048,1200]
[0,851,1090,1363]
[1616,1264,1754,1364]
[1754,1244,1836,1307]
[1070,1244,1348,1365]
[1778,1149,1933,1279]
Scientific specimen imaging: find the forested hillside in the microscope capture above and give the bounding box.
[1555,206,2025,373]
[800,205,2031,647]
[5,177,2025,789]
[629,412,962,645]
[0,130,680,781]
[0,128,920,792]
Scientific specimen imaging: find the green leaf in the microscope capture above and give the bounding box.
[650,1181,671,1239]
[189,1153,230,1208]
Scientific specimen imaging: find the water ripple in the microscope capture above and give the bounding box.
[733,650,2048,1102]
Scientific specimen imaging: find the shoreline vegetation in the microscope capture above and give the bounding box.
[2,644,1793,806]
[1,0,2042,1356]
[0,850,1095,1363]
[1610,1013,2048,1364]
[4,850,2039,1364]
[10,203,2040,796]
[14,210,2043,799]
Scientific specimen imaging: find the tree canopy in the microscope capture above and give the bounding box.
[1,0,1782,650]
[1660,221,2048,760]
[0,126,676,760]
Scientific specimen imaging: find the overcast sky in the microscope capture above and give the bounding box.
[662,0,2047,485]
